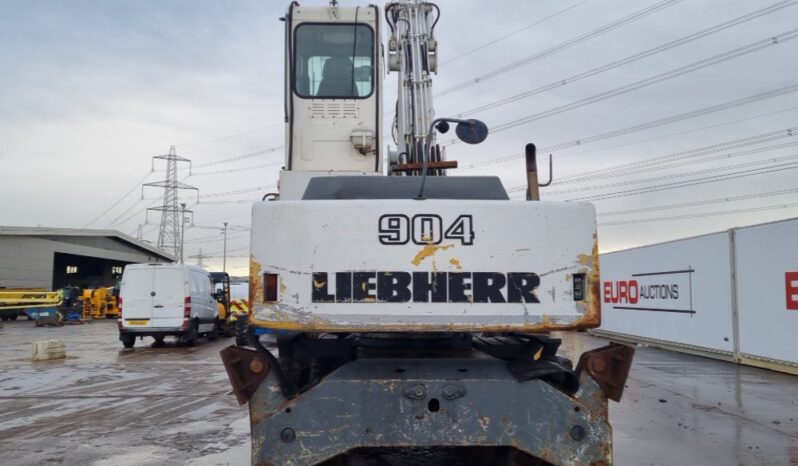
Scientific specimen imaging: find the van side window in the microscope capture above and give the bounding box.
[197,273,210,295]
[189,273,200,295]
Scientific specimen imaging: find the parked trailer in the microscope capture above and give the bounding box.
[734,217,798,373]
[595,217,798,375]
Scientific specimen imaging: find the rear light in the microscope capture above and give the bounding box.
[182,296,191,330]
[117,298,123,329]
[264,274,279,302]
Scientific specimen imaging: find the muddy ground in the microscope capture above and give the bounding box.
[0,319,796,465]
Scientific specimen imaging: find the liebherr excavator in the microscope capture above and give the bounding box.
[221,2,634,465]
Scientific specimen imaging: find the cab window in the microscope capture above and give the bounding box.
[294,23,374,98]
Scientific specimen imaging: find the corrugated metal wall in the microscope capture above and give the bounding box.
[0,235,165,290]
[596,218,798,375]
[0,237,53,288]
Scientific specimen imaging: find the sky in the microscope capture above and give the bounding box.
[1,0,797,275]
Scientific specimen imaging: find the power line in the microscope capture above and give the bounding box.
[186,231,250,244]
[190,224,250,231]
[192,145,283,169]
[599,201,798,226]
[508,142,798,195]
[568,161,798,202]
[555,127,798,185]
[556,105,798,158]
[488,28,798,134]
[82,170,153,228]
[455,0,798,116]
[598,187,798,217]
[459,82,798,170]
[198,184,276,199]
[195,199,259,205]
[559,140,798,189]
[439,0,592,66]
[436,0,684,97]
[542,152,798,196]
[191,161,282,176]
[105,197,150,229]
[175,122,282,148]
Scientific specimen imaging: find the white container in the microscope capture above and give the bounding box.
[598,232,735,355]
[734,218,798,370]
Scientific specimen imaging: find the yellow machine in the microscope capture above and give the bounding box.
[210,272,249,346]
[81,287,120,319]
[0,289,63,325]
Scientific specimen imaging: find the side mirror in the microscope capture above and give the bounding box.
[455,119,489,144]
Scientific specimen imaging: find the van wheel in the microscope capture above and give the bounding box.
[234,314,249,347]
[183,321,199,346]
[153,336,165,346]
[208,320,220,341]
[121,333,136,348]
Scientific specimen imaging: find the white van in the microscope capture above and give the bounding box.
[118,263,219,348]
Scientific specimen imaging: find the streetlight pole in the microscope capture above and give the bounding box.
[222,222,228,273]
[179,203,187,264]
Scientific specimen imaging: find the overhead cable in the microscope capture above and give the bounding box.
[455,0,798,116]
[436,0,684,96]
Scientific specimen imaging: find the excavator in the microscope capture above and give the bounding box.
[211,271,251,346]
[221,2,634,465]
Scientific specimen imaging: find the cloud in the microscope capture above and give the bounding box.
[1,0,797,264]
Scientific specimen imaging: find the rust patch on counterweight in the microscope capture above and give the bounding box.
[249,257,263,311]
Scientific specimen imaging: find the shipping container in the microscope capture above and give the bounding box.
[597,231,735,357]
[595,217,798,375]
[734,218,798,373]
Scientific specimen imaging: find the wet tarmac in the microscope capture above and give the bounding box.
[0,320,796,465]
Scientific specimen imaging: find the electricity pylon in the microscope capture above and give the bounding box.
[143,145,197,258]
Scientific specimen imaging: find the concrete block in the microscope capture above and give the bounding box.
[32,339,66,361]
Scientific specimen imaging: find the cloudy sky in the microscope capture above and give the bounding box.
[1,0,797,275]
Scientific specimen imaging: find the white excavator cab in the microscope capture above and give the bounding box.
[281,3,382,198]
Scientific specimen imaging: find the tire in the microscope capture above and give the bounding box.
[234,314,249,347]
[9,313,18,321]
[183,320,199,346]
[153,335,165,345]
[121,333,136,349]
[207,320,219,341]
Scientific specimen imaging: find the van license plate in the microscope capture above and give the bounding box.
[126,320,149,326]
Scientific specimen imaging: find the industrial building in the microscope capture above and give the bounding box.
[0,226,174,290]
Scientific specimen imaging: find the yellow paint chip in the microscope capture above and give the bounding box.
[411,243,455,266]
